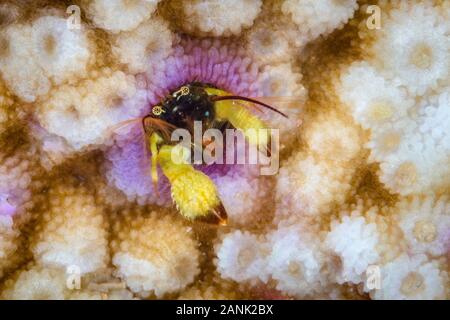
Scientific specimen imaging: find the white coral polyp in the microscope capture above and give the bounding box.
[112,18,173,74]
[30,16,91,85]
[378,147,436,195]
[338,62,415,131]
[368,3,450,97]
[0,24,50,102]
[183,0,262,37]
[396,196,450,257]
[2,266,68,300]
[257,63,306,99]
[282,0,358,42]
[113,252,198,298]
[112,214,200,298]
[374,91,450,194]
[276,154,352,217]
[32,191,109,274]
[246,22,293,65]
[37,70,144,150]
[325,215,380,285]
[88,0,160,33]
[303,115,362,163]
[256,63,306,144]
[372,254,447,300]
[267,226,326,297]
[215,230,268,283]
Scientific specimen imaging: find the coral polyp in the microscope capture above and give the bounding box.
[0,0,449,300]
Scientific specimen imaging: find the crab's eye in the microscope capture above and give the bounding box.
[172,86,190,98]
[152,105,165,116]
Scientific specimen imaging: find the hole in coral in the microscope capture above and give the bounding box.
[409,43,433,70]
[395,162,417,188]
[123,0,140,9]
[287,261,303,278]
[67,105,80,121]
[270,81,281,94]
[237,247,256,268]
[260,33,274,48]
[369,101,394,122]
[413,220,437,243]
[379,131,401,153]
[145,40,160,57]
[43,34,57,56]
[400,272,425,297]
[105,95,124,109]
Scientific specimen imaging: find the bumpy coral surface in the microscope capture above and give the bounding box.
[0,0,449,300]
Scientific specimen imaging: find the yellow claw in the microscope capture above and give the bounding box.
[157,144,227,224]
[205,87,270,153]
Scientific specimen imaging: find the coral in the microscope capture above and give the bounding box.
[0,0,448,301]
[0,81,15,135]
[2,265,68,300]
[267,224,327,297]
[325,215,380,285]
[302,112,362,163]
[178,278,242,300]
[181,0,263,37]
[256,63,307,147]
[106,37,269,204]
[2,264,134,300]
[211,166,270,227]
[0,23,49,102]
[395,196,450,257]
[281,0,358,44]
[338,63,450,196]
[215,230,269,283]
[0,14,93,102]
[30,16,92,85]
[338,62,414,131]
[111,209,200,298]
[374,91,450,195]
[275,112,363,219]
[68,269,135,300]
[147,37,262,102]
[0,140,44,278]
[0,150,35,219]
[111,18,173,74]
[68,288,134,300]
[0,215,20,279]
[371,254,448,300]
[36,68,146,151]
[276,154,350,219]
[362,2,450,97]
[0,3,22,28]
[31,183,109,274]
[245,18,294,65]
[86,0,160,33]
[105,123,172,206]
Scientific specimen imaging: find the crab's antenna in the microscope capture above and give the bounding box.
[211,95,288,118]
[142,115,178,141]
